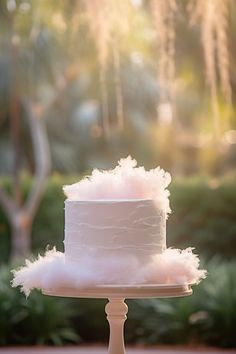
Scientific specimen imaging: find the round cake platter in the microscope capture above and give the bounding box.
[43,282,193,299]
[43,283,195,354]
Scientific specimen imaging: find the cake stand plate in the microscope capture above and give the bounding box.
[43,284,194,354]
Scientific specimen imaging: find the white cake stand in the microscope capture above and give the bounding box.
[43,283,193,354]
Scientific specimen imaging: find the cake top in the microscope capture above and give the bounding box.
[63,156,171,213]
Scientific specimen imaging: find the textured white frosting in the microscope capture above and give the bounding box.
[64,199,166,264]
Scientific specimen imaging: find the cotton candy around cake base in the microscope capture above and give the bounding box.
[12,247,206,296]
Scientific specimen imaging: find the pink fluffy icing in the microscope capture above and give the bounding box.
[63,156,171,213]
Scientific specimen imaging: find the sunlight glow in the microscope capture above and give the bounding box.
[157,103,173,124]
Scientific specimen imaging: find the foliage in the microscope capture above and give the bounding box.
[0,259,235,347]
[0,264,79,345]
[196,258,236,347]
[127,258,236,348]
[168,176,236,257]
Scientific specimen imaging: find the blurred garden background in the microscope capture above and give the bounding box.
[0,0,236,349]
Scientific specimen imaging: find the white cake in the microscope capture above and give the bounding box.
[12,157,206,295]
[64,199,166,265]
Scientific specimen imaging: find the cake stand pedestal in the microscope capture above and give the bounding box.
[43,284,193,354]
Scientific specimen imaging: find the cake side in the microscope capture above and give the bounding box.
[64,199,166,263]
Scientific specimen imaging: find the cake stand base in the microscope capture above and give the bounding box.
[43,284,193,354]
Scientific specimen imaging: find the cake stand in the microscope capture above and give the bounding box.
[43,283,193,354]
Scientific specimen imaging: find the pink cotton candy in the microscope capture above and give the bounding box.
[12,247,206,296]
[63,156,171,214]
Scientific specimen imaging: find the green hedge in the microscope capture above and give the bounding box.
[0,175,236,262]
[0,264,79,345]
[1,259,236,347]
[168,177,236,258]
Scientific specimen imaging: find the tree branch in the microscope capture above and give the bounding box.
[19,67,75,220]
[0,186,17,222]
[22,99,51,219]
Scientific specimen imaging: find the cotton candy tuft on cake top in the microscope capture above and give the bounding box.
[63,156,171,214]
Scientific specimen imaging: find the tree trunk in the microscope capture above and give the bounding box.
[11,212,32,260]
